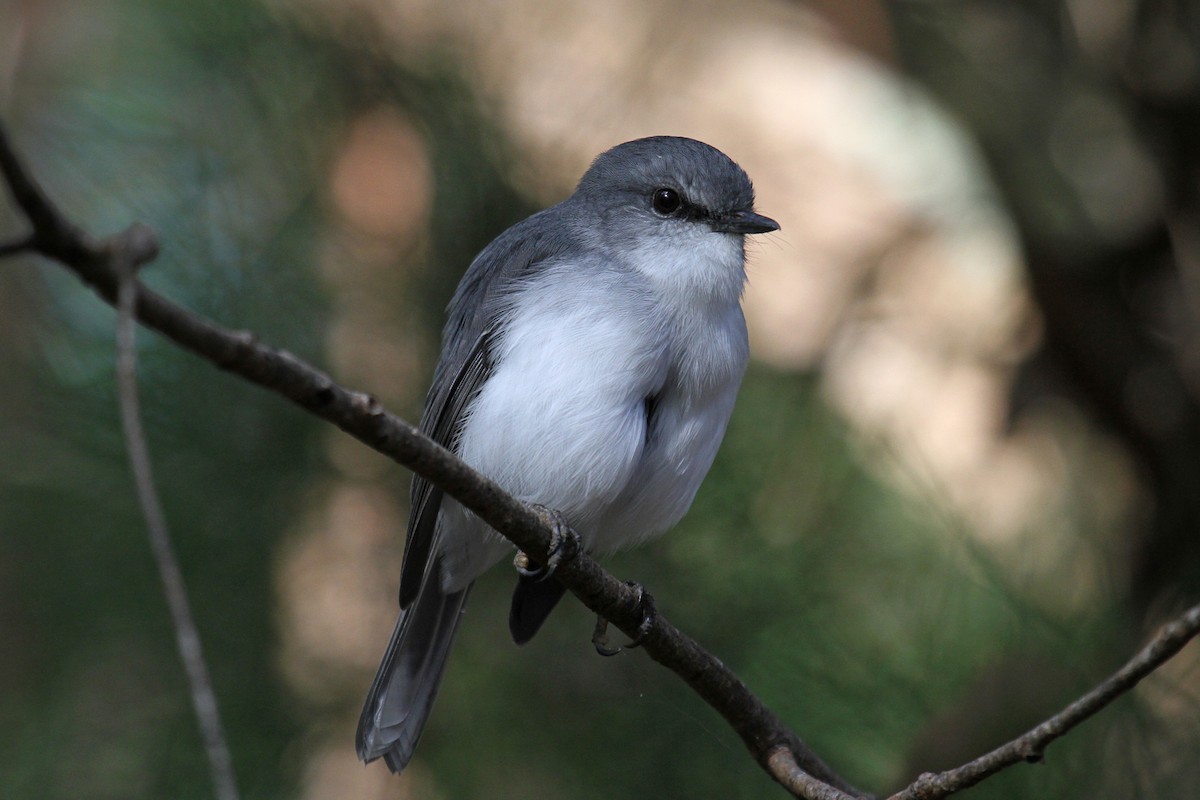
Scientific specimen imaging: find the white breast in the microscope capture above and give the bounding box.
[592,228,750,551]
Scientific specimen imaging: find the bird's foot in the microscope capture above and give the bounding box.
[513,504,579,581]
[591,581,656,657]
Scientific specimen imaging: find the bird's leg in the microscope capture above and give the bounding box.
[512,504,579,581]
[591,581,657,657]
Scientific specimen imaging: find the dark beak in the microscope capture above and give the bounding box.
[711,209,780,235]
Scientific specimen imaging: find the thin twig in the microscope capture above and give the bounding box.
[113,238,240,800]
[889,603,1200,800]
[769,747,862,800]
[0,233,34,256]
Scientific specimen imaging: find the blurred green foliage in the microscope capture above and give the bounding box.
[0,5,332,799]
[0,2,1197,799]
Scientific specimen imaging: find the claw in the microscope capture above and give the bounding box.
[592,616,622,657]
[622,582,656,649]
[532,503,578,579]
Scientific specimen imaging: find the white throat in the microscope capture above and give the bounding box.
[625,226,747,311]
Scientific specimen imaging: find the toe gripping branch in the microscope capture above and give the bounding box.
[592,581,656,657]
[513,504,580,581]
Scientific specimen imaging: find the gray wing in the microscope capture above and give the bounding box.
[398,329,494,606]
[397,208,575,607]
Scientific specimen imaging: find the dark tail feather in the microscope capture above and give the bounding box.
[508,574,568,645]
[356,568,471,773]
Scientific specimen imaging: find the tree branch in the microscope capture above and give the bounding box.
[4,118,1200,800]
[889,602,1200,800]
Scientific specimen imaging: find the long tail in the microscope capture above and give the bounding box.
[356,566,471,773]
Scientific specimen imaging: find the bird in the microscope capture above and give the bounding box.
[356,135,778,773]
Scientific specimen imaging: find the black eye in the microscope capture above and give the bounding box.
[652,187,682,215]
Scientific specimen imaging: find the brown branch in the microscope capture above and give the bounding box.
[889,603,1200,800]
[0,120,864,799]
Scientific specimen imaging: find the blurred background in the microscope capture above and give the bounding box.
[1,1,1198,797]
